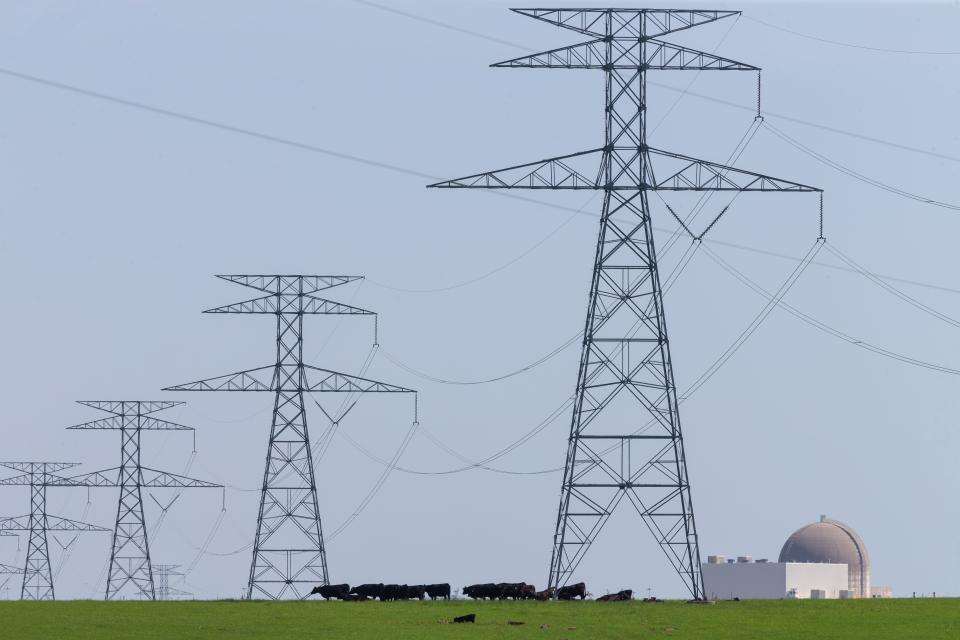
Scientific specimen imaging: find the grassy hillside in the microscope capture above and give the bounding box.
[2,598,958,640]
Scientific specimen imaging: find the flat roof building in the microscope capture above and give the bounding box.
[703,555,848,600]
[703,515,878,600]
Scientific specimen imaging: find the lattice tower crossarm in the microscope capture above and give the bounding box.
[165,275,415,600]
[429,8,821,600]
[0,462,109,600]
[65,401,221,601]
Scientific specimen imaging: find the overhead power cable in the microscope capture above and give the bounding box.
[368,193,596,294]
[380,331,580,386]
[346,240,824,476]
[3,65,960,296]
[351,0,960,165]
[701,244,960,376]
[823,242,960,331]
[327,418,420,542]
[744,15,960,56]
[340,395,574,476]
[763,121,960,212]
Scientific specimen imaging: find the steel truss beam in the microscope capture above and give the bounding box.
[165,275,415,600]
[430,8,820,600]
[65,402,221,601]
[0,462,108,600]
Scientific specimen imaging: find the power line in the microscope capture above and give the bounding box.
[3,65,960,297]
[763,121,960,212]
[701,244,960,376]
[348,0,960,165]
[744,14,960,56]
[823,242,960,330]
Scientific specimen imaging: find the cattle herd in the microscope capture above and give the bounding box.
[309,581,633,601]
[310,583,451,601]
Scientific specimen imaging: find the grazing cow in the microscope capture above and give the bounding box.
[405,585,427,600]
[453,614,476,624]
[597,589,632,602]
[426,583,451,600]
[351,583,384,600]
[520,584,536,600]
[463,583,500,600]
[309,583,351,600]
[535,587,555,601]
[381,584,403,601]
[496,583,528,600]
[557,582,587,600]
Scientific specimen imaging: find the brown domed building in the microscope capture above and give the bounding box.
[779,516,869,598]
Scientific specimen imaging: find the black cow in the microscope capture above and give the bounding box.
[535,587,555,601]
[463,583,500,600]
[405,585,427,600]
[426,583,451,600]
[351,583,384,600]
[453,614,476,624]
[497,583,528,600]
[309,583,351,600]
[343,593,369,601]
[381,584,402,601]
[597,589,632,602]
[557,582,587,600]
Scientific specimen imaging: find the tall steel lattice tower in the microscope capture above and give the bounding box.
[0,462,108,600]
[65,401,222,600]
[430,9,820,598]
[166,275,415,600]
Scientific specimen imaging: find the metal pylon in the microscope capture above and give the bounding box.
[0,462,108,600]
[64,401,222,600]
[166,275,415,600]
[154,563,191,600]
[430,8,821,599]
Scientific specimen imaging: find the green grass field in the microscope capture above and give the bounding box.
[2,598,958,640]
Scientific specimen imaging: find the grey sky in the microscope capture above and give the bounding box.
[1,1,959,599]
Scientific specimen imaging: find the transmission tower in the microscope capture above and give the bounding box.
[154,563,191,600]
[64,401,222,601]
[165,275,415,600]
[0,462,109,600]
[430,8,821,599]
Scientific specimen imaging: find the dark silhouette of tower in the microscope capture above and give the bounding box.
[430,8,820,598]
[167,275,414,599]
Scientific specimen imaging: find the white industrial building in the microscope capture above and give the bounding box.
[703,516,883,600]
[704,556,848,600]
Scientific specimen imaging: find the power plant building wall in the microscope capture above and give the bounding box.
[703,561,849,600]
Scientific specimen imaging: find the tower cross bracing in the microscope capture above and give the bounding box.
[166,275,415,600]
[430,8,821,599]
[64,401,221,600]
[0,462,109,600]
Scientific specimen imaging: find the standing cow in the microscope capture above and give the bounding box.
[309,583,351,600]
[426,583,451,600]
[557,582,587,600]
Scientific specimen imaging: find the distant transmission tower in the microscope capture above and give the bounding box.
[166,275,415,600]
[0,462,108,600]
[65,401,222,600]
[154,564,191,600]
[430,8,820,599]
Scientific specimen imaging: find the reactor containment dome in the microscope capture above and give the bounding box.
[779,515,870,598]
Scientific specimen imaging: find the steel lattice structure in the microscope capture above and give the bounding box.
[0,462,108,600]
[166,275,415,600]
[154,563,191,600]
[430,8,821,599]
[64,401,221,601]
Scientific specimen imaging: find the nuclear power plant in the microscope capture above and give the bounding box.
[703,516,892,600]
